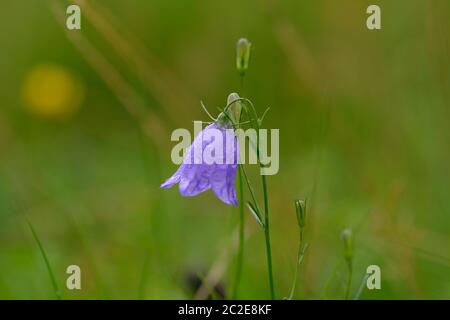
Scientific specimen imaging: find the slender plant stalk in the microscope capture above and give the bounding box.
[232,74,246,299]
[288,229,307,299]
[345,260,353,300]
[232,165,245,298]
[261,174,275,299]
[26,218,61,300]
[353,274,369,300]
[342,228,353,300]
[242,97,275,299]
[320,260,343,299]
[253,96,275,299]
[223,96,275,299]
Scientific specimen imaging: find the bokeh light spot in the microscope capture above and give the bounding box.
[22,63,84,119]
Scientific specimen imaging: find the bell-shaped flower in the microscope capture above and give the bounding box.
[161,121,239,206]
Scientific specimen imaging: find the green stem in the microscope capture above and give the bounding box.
[240,165,261,214]
[345,260,353,300]
[261,174,275,299]
[232,75,245,299]
[320,260,343,299]
[288,229,304,299]
[232,165,245,299]
[248,96,275,299]
[353,273,369,300]
[226,97,275,299]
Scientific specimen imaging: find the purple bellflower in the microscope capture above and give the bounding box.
[161,94,242,206]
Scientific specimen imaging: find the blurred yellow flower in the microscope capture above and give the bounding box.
[22,63,84,119]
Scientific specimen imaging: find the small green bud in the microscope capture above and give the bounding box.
[236,38,252,76]
[226,92,242,124]
[341,228,353,261]
[294,199,306,228]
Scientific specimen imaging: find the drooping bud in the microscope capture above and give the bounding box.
[226,92,242,124]
[341,228,353,261]
[294,199,306,228]
[236,38,252,76]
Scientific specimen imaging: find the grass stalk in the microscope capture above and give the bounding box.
[26,218,61,300]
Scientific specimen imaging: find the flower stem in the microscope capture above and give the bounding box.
[232,165,245,299]
[247,95,275,299]
[261,174,275,299]
[231,97,275,299]
[231,74,247,299]
[288,229,304,299]
[345,260,353,300]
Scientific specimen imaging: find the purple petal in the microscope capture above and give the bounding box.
[160,166,183,188]
[210,164,238,206]
[210,126,238,206]
[178,164,211,196]
[160,122,239,206]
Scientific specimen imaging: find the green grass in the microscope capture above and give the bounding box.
[26,218,61,300]
[0,0,449,300]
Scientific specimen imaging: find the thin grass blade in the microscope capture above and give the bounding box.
[26,218,61,300]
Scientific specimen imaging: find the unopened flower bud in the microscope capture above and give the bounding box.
[294,199,306,228]
[236,38,251,76]
[226,92,242,124]
[341,228,353,261]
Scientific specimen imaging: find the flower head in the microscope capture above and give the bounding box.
[161,121,239,206]
[341,228,353,261]
[236,38,252,76]
[295,199,306,228]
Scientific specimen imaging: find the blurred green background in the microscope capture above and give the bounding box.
[0,0,449,299]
